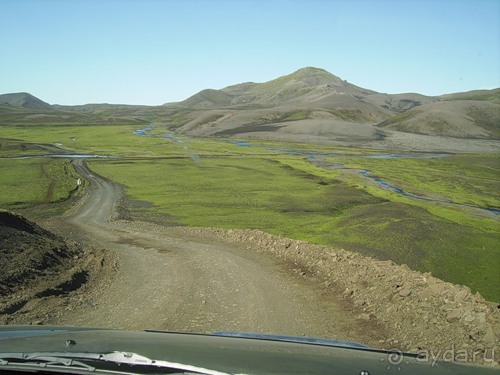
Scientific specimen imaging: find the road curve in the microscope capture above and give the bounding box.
[58,159,372,342]
[70,160,118,228]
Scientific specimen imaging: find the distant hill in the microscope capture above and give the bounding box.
[439,88,500,102]
[0,92,52,110]
[376,99,500,139]
[176,67,377,108]
[166,67,499,142]
[0,99,148,127]
[169,67,391,139]
[373,88,500,139]
[1,69,498,144]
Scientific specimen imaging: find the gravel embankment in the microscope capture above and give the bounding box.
[176,226,499,366]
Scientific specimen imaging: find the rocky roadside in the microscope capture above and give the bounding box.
[164,224,499,367]
[0,211,114,326]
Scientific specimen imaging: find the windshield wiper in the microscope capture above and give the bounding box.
[0,353,96,373]
[0,351,230,375]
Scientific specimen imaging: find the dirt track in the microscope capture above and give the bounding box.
[53,160,381,344]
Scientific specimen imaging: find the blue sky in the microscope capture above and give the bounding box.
[1,0,499,105]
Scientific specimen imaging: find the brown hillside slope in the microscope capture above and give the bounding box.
[377,100,500,139]
[167,68,499,143]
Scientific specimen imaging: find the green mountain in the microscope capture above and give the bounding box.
[177,67,377,108]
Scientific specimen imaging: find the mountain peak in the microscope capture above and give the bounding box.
[287,66,339,82]
[177,67,376,108]
[271,66,351,91]
[294,66,331,75]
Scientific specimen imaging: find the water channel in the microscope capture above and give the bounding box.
[228,141,499,216]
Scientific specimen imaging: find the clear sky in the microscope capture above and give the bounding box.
[1,0,499,105]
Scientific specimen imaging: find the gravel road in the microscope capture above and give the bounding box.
[56,160,380,344]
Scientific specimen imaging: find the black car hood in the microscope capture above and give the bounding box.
[0,325,496,374]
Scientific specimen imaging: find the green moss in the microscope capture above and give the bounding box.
[0,158,79,209]
[326,202,499,300]
[378,110,420,127]
[329,108,367,122]
[339,154,500,211]
[283,110,311,121]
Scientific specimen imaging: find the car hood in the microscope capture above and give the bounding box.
[0,325,496,374]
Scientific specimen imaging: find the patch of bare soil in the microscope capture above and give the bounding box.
[0,211,114,324]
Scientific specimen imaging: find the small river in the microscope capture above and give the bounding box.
[359,170,500,216]
[229,142,499,216]
[11,154,117,159]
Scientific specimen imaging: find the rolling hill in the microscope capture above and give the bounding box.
[1,68,499,147]
[377,99,500,139]
[0,92,52,110]
[177,67,377,108]
[0,103,147,126]
[165,67,499,143]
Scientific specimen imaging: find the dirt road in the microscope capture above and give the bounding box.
[55,160,379,344]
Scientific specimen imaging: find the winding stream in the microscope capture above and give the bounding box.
[238,143,499,216]
[11,154,117,159]
[359,170,500,216]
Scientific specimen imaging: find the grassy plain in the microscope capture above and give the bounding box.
[1,123,498,300]
[1,125,151,156]
[89,157,384,236]
[338,154,500,209]
[0,158,79,209]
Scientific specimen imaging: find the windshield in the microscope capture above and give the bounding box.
[0,0,498,373]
